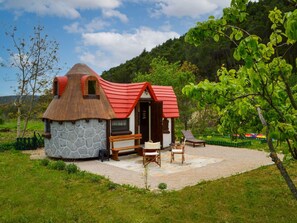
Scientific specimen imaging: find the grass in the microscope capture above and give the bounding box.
[0,119,43,144]
[1,150,297,222]
[196,134,291,156]
[1,120,297,222]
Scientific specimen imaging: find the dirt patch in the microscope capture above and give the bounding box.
[22,148,47,160]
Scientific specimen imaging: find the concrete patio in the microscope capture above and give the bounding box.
[71,145,277,190]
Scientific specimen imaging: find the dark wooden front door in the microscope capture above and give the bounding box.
[151,101,163,147]
[140,102,149,144]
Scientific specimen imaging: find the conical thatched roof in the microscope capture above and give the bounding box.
[43,63,116,121]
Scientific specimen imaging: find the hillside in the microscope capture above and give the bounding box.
[0,96,17,105]
[101,0,296,83]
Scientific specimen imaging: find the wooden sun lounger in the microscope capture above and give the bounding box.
[181,130,206,147]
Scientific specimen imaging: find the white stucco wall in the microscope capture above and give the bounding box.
[163,118,172,147]
[129,109,135,134]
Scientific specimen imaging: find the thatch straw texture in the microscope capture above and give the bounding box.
[43,64,116,121]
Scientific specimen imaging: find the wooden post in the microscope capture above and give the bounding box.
[106,120,111,157]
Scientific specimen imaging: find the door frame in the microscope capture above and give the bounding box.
[135,99,163,146]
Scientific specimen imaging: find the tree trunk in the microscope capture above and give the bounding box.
[17,105,21,138]
[257,107,297,199]
[269,151,297,198]
[21,94,35,137]
[22,116,29,138]
[16,96,22,138]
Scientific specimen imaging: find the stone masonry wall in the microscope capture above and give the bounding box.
[44,119,106,159]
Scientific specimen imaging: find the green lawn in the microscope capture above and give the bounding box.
[1,120,297,222]
[0,119,43,144]
[0,150,297,223]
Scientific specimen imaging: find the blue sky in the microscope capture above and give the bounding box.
[0,0,237,96]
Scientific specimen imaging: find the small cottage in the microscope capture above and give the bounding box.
[42,63,179,159]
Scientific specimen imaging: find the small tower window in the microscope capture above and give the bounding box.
[53,76,67,98]
[81,75,100,99]
[88,80,96,95]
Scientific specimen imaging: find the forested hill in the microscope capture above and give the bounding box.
[101,0,296,83]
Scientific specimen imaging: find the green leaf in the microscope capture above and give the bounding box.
[235,30,243,41]
[233,49,241,61]
[285,10,297,40]
[213,34,220,42]
[245,56,253,68]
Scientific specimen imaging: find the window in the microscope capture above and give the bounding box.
[45,119,51,133]
[43,119,51,139]
[111,118,129,133]
[162,118,170,133]
[81,76,99,99]
[88,80,96,95]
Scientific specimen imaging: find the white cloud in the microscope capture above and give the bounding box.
[0,0,122,18]
[152,0,231,18]
[64,18,109,33]
[64,22,85,33]
[80,27,179,70]
[102,9,128,23]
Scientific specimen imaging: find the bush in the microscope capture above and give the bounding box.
[107,182,117,190]
[50,160,66,170]
[158,183,167,190]
[284,153,294,162]
[40,158,50,166]
[65,163,79,174]
[89,175,104,183]
[0,142,15,151]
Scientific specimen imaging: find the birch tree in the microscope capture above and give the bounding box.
[5,25,60,137]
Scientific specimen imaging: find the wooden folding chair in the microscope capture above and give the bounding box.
[170,140,185,164]
[143,141,161,167]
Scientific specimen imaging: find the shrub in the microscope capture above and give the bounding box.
[50,160,66,170]
[89,175,104,183]
[107,182,117,190]
[0,142,15,151]
[284,153,294,163]
[65,163,79,174]
[40,158,50,166]
[158,183,167,190]
[0,142,15,150]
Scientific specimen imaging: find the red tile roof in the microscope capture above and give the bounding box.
[152,85,179,118]
[99,77,153,118]
[99,77,179,119]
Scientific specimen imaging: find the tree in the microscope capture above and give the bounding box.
[5,26,61,137]
[183,0,297,198]
[133,57,197,130]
